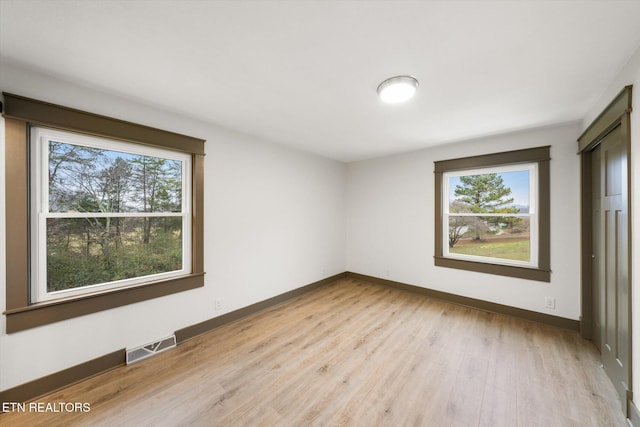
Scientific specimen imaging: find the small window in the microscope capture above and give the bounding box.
[30,127,192,302]
[434,146,550,282]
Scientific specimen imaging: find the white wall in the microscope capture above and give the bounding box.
[0,62,346,391]
[346,122,582,320]
[582,43,640,402]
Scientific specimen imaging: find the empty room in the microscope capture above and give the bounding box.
[1,1,640,426]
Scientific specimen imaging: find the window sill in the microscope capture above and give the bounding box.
[3,273,205,333]
[434,256,550,282]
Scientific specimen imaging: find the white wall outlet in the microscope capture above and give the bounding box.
[214,299,222,311]
[544,297,556,309]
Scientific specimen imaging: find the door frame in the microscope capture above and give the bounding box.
[578,85,633,410]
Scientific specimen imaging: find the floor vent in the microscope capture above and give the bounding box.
[126,335,176,365]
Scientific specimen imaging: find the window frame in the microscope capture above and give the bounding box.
[442,162,538,268]
[434,146,551,282]
[31,127,193,303]
[2,93,205,333]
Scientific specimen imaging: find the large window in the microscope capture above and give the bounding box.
[434,146,550,282]
[3,93,205,332]
[31,128,192,302]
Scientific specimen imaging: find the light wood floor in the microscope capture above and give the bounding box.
[1,278,628,426]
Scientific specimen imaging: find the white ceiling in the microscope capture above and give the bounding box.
[2,1,640,162]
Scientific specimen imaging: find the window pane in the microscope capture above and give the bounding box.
[448,216,530,262]
[46,217,183,292]
[449,170,529,214]
[48,141,183,213]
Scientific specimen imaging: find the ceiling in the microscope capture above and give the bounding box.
[1,1,640,162]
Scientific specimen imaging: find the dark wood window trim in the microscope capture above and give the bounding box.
[2,93,205,333]
[434,146,551,282]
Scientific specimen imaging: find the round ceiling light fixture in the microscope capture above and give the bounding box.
[377,75,419,104]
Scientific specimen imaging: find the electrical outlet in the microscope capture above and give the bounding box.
[214,299,222,311]
[544,297,555,310]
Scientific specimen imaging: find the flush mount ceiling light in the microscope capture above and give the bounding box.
[377,75,419,104]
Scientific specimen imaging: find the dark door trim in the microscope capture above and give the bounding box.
[578,85,632,338]
[578,85,633,413]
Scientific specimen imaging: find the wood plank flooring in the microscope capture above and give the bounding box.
[0,278,628,426]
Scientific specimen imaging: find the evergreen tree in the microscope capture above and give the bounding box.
[454,173,514,212]
[453,173,519,241]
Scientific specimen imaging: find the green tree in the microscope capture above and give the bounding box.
[454,173,519,240]
[454,173,514,212]
[131,156,182,244]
